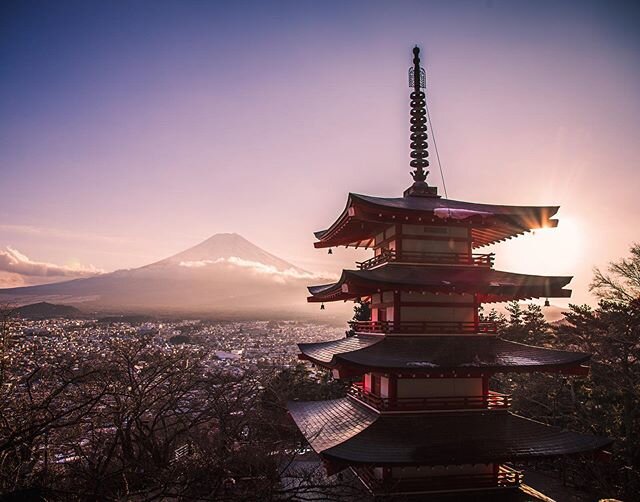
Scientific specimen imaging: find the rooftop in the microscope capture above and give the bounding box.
[314,193,560,249]
[288,397,612,467]
[307,265,572,303]
[298,334,591,374]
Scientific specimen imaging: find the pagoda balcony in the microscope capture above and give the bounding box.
[348,383,512,411]
[356,250,495,270]
[349,320,498,335]
[353,465,523,495]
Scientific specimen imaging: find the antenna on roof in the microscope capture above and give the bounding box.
[404,46,439,198]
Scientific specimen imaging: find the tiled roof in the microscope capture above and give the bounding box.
[299,335,590,373]
[314,193,560,249]
[352,194,558,215]
[308,265,572,303]
[287,398,377,452]
[289,398,612,465]
[298,335,380,364]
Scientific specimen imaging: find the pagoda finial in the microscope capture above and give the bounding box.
[404,46,439,198]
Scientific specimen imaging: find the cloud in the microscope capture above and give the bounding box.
[179,256,335,282]
[0,247,104,278]
[0,271,27,288]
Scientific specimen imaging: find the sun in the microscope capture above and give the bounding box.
[491,215,584,278]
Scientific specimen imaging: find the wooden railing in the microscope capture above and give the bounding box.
[349,384,511,411]
[349,320,498,334]
[357,250,494,270]
[354,465,523,494]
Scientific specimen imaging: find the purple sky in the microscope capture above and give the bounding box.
[1,0,639,305]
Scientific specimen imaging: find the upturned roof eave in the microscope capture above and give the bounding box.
[298,335,592,374]
[313,193,562,248]
[306,266,573,303]
[289,399,613,467]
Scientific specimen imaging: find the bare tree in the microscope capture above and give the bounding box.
[591,242,640,303]
[1,329,366,500]
[0,302,18,386]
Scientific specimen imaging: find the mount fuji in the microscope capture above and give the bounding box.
[0,234,330,317]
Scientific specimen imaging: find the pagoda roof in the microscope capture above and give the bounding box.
[288,398,612,467]
[308,265,572,303]
[299,335,591,374]
[314,193,560,249]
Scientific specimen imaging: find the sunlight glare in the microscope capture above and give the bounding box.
[492,216,584,278]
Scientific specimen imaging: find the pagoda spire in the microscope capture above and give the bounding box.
[404,46,439,198]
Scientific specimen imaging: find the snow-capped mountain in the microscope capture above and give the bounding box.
[0,233,329,317]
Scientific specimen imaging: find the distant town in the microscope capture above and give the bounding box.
[8,314,344,372]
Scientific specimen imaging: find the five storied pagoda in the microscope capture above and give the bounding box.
[288,47,611,498]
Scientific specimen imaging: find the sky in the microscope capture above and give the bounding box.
[1,0,639,306]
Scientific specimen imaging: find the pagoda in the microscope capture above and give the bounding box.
[288,47,612,499]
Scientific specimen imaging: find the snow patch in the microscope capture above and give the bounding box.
[179,256,332,282]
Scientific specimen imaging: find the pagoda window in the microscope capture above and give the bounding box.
[361,373,387,398]
[371,374,382,396]
[363,373,372,393]
[371,291,395,322]
[379,376,390,398]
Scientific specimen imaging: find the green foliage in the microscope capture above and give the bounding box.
[478,305,506,325]
[345,299,371,337]
[352,300,371,322]
[493,244,640,498]
[256,363,348,443]
[491,286,640,498]
[500,301,551,345]
[549,298,640,498]
[264,363,347,404]
[557,300,640,463]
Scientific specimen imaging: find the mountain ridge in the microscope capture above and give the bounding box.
[147,233,307,273]
[0,233,328,316]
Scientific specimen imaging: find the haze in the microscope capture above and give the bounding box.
[1,0,639,307]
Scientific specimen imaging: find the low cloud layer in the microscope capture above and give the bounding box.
[179,256,334,282]
[0,247,104,278]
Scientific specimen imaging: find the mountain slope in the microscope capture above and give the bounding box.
[153,233,301,271]
[0,234,326,316]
